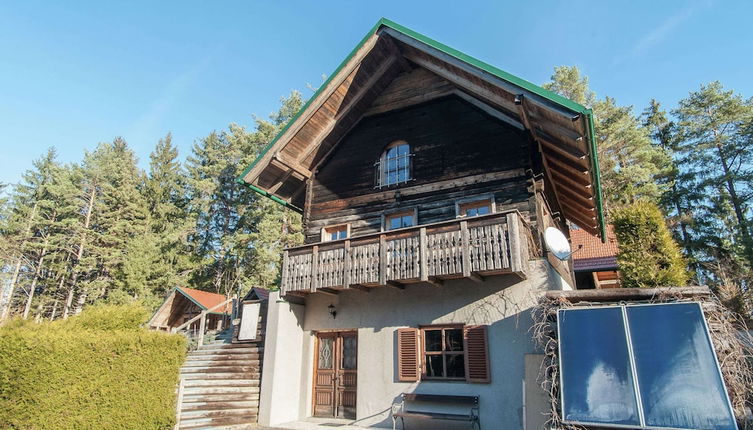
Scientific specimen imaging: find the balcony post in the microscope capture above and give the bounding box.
[197,310,207,347]
[506,212,526,277]
[310,245,319,292]
[379,234,387,285]
[343,240,351,287]
[281,250,289,294]
[460,220,471,278]
[419,227,428,282]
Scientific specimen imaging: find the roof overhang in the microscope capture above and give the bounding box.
[238,18,606,238]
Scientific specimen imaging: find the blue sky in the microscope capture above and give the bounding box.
[1,1,751,187]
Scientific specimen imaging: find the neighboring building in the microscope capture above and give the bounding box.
[570,224,621,289]
[148,287,231,331]
[234,19,739,430]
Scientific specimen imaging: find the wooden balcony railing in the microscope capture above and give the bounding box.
[281,211,530,295]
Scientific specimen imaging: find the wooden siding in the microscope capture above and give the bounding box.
[306,95,532,243]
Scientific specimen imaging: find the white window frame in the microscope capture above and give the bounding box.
[375,140,413,188]
[381,208,418,232]
[320,224,350,242]
[455,195,496,218]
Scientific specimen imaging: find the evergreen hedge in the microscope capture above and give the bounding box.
[0,305,186,429]
[612,201,689,288]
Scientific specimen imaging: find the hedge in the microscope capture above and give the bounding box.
[0,305,186,430]
[612,201,689,288]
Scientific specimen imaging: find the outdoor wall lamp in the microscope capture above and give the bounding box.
[328,303,337,319]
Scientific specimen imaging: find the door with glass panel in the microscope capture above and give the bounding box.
[313,331,358,419]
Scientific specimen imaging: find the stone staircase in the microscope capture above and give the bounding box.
[177,332,263,429]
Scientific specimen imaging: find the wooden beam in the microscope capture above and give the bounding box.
[468,272,484,283]
[317,288,339,296]
[383,34,413,73]
[556,180,595,209]
[543,152,589,177]
[387,28,581,121]
[242,33,380,183]
[297,56,398,165]
[539,136,588,164]
[349,284,371,293]
[453,90,524,130]
[426,277,444,287]
[386,281,405,290]
[550,168,593,194]
[267,169,296,194]
[544,286,711,303]
[404,53,519,114]
[274,152,312,178]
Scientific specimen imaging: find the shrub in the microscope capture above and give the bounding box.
[0,304,186,430]
[612,201,689,288]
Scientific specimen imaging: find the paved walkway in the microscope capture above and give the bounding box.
[259,417,379,430]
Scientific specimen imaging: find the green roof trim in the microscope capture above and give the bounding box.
[237,17,606,239]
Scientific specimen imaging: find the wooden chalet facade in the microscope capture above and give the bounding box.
[239,19,609,429]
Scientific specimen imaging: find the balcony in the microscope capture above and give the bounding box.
[281,211,531,296]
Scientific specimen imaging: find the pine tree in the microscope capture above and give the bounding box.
[543,66,672,213]
[673,82,753,268]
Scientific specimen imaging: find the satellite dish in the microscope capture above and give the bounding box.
[544,227,572,260]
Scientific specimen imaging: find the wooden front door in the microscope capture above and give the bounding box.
[313,331,357,419]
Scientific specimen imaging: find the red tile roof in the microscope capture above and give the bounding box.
[570,225,619,271]
[177,287,232,314]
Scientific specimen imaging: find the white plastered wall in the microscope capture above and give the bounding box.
[259,259,558,428]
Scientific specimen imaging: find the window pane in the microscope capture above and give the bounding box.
[446,354,465,378]
[397,144,409,156]
[425,329,442,351]
[445,329,464,351]
[476,205,490,215]
[401,215,413,227]
[387,147,398,158]
[466,207,478,217]
[330,232,338,241]
[559,307,640,426]
[319,337,334,370]
[426,354,444,378]
[341,336,357,370]
[389,217,401,230]
[626,303,737,430]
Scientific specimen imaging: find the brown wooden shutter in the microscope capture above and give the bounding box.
[464,325,490,383]
[397,328,420,382]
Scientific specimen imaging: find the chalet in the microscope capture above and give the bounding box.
[148,287,231,332]
[235,19,742,430]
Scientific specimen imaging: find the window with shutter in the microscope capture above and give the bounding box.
[464,325,490,383]
[397,328,420,382]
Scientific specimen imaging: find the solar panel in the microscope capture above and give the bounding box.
[558,302,737,430]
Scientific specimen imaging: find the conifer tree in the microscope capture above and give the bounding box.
[543,66,672,213]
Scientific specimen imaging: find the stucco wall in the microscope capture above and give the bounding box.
[260,259,558,428]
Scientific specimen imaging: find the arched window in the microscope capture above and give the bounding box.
[376,140,412,187]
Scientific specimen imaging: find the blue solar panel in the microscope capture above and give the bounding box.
[558,303,737,430]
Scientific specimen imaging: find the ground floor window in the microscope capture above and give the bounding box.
[397,324,489,383]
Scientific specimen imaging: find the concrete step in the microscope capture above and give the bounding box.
[181,366,259,374]
[179,415,257,429]
[181,372,261,380]
[183,379,259,388]
[181,408,256,420]
[182,393,259,403]
[183,386,260,395]
[185,353,261,362]
[181,400,258,411]
[197,343,261,350]
[182,359,259,367]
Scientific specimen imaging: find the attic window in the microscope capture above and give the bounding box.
[375,141,412,187]
[557,303,736,430]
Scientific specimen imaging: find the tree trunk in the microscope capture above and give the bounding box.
[63,286,75,320]
[71,185,96,315]
[23,237,49,319]
[714,139,753,265]
[49,299,58,321]
[0,202,38,320]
